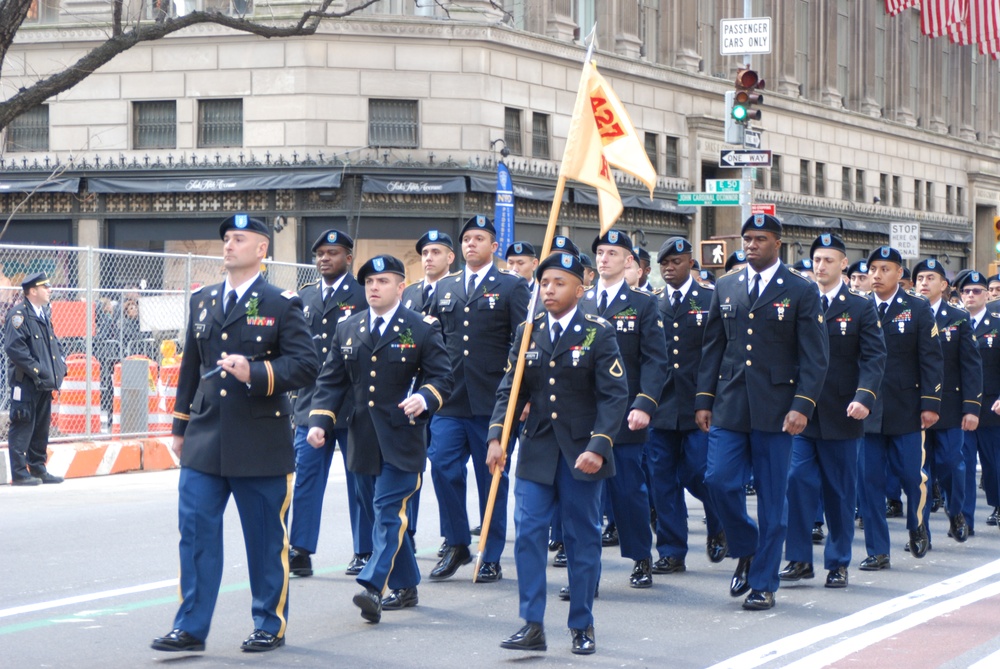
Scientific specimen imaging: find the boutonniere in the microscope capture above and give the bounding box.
[615,306,638,318]
[397,328,415,348]
[336,301,351,310]
[988,329,999,337]
[773,298,791,308]
[688,298,701,313]
[835,312,852,322]
[245,296,260,318]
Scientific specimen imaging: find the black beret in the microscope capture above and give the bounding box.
[357,254,406,282]
[741,213,782,236]
[725,249,748,272]
[312,228,354,252]
[504,241,535,259]
[958,270,989,290]
[592,229,633,254]
[913,258,947,280]
[417,230,454,253]
[989,274,1000,285]
[848,260,869,276]
[536,251,584,282]
[551,235,581,258]
[810,232,847,257]
[699,269,716,284]
[901,266,911,280]
[579,252,594,269]
[692,259,701,270]
[219,213,269,239]
[867,246,903,267]
[791,259,814,272]
[460,215,496,238]
[633,246,651,264]
[21,272,50,291]
[952,268,973,289]
[657,237,694,263]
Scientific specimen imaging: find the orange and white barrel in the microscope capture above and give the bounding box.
[56,354,101,435]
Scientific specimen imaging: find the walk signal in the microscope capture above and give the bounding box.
[733,66,764,124]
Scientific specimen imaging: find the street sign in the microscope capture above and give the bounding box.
[890,222,921,259]
[700,240,728,268]
[720,17,772,55]
[743,129,761,149]
[751,203,776,216]
[720,149,772,167]
[678,192,741,206]
[705,179,742,193]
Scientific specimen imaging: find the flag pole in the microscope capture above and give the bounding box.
[473,27,597,581]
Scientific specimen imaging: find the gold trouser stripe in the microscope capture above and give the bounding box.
[637,393,659,408]
[381,473,422,595]
[420,384,443,408]
[275,473,293,638]
[920,396,941,401]
[915,431,929,527]
[794,395,817,407]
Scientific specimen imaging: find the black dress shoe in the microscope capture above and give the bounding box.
[744,483,756,496]
[500,622,546,651]
[548,540,563,552]
[629,558,653,588]
[949,514,970,543]
[37,471,64,484]
[651,556,686,574]
[288,547,313,577]
[778,561,815,581]
[470,525,482,536]
[552,547,567,567]
[904,540,932,553]
[886,499,903,518]
[570,625,596,655]
[382,587,418,610]
[859,554,891,571]
[706,530,728,563]
[601,523,619,547]
[742,590,775,610]
[346,552,371,576]
[476,561,502,583]
[825,566,848,588]
[151,628,205,652]
[241,629,284,652]
[352,588,382,623]
[930,482,943,512]
[908,524,930,558]
[10,476,41,486]
[987,507,999,526]
[812,523,825,544]
[558,584,599,601]
[730,555,753,597]
[437,540,448,557]
[429,544,471,580]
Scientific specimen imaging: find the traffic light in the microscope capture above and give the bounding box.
[732,65,764,124]
[724,91,745,144]
[994,216,1000,254]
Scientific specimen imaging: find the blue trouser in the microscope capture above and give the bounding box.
[290,425,375,555]
[604,442,652,561]
[429,415,508,562]
[786,436,860,570]
[924,428,966,539]
[705,427,792,593]
[6,382,52,480]
[969,428,1000,525]
[357,464,422,594]
[514,457,603,630]
[646,427,722,561]
[860,432,928,557]
[174,468,292,641]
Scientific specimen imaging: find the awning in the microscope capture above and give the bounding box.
[782,214,841,229]
[921,228,973,243]
[0,177,80,193]
[363,175,465,194]
[468,175,568,202]
[87,171,342,194]
[840,218,891,235]
[573,188,693,214]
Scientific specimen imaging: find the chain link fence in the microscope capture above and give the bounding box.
[0,244,317,442]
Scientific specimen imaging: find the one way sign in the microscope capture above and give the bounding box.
[720,149,772,167]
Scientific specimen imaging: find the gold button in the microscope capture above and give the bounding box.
[464,350,469,356]
[220,371,227,379]
[746,360,752,366]
[749,313,755,320]
[550,395,556,402]
[370,371,376,377]
[368,400,375,407]
[673,322,679,328]
[372,356,377,362]
[674,336,680,341]
[747,329,753,335]
[322,347,328,353]
[463,335,469,341]
[221,351,227,357]
[549,361,556,367]
[673,349,679,355]
[275,411,281,417]
[369,386,375,392]
[256,336,262,342]
[322,318,328,324]
[551,412,558,420]
[463,321,469,326]
[549,378,555,385]
[746,345,752,351]
[221,333,228,340]
[220,389,227,396]
[464,307,470,313]
[401,357,406,362]
[322,333,328,339]
[674,363,680,369]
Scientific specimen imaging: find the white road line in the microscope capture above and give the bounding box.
[708,558,1000,669]
[969,647,1000,669]
[0,579,177,619]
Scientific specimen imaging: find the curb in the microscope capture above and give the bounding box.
[1,438,179,484]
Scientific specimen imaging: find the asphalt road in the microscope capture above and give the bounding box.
[3,456,1000,669]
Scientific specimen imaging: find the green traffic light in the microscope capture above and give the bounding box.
[995,239,1000,253]
[732,104,748,122]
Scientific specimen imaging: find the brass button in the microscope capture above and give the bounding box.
[256,336,262,342]
[220,371,227,379]
[747,329,753,335]
[464,307,470,313]
[322,318,328,324]
[549,378,556,385]
[550,395,556,402]
[371,356,377,362]
[464,350,469,356]
[369,386,375,392]
[748,313,755,320]
[673,336,680,341]
[220,389,227,397]
[368,400,375,407]
[746,345,752,351]
[322,333,328,339]
[322,347,328,353]
[674,363,680,369]
[402,357,407,362]
[275,411,281,417]
[673,322,679,328]
[370,371,376,377]
[673,349,679,355]
[746,360,752,366]
[463,335,469,341]
[551,412,558,420]
[549,361,556,367]
[463,321,469,326]
[221,333,228,340]
[221,351,227,357]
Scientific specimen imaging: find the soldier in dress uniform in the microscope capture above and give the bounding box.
[428,215,531,582]
[725,249,748,274]
[913,258,981,545]
[152,214,318,653]
[3,272,67,485]
[696,268,716,288]
[849,260,871,295]
[487,251,627,656]
[646,238,728,575]
[401,230,456,316]
[578,229,668,589]
[858,246,943,571]
[791,258,816,282]
[289,229,372,578]
[633,246,654,292]
[504,241,538,288]
[779,234,886,589]
[307,254,452,623]
[580,253,596,288]
[695,213,829,611]
[987,274,1000,301]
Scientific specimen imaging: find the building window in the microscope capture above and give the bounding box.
[879,173,889,204]
[368,99,419,149]
[644,132,659,174]
[197,99,242,148]
[799,159,810,195]
[133,101,177,150]
[925,181,933,212]
[770,155,782,191]
[815,162,826,197]
[855,169,865,202]
[956,186,965,216]
[842,167,852,201]
[504,107,523,156]
[892,176,901,208]
[5,105,49,152]
[946,185,954,215]
[754,167,766,190]
[532,112,550,160]
[914,180,922,210]
[25,0,59,23]
[665,136,679,176]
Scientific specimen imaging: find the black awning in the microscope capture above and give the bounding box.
[921,228,973,243]
[468,175,568,202]
[362,175,465,194]
[573,188,692,215]
[783,214,840,229]
[87,170,343,194]
[0,177,80,193]
[839,218,891,235]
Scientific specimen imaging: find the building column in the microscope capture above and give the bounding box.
[544,0,577,42]
[773,0,800,97]
[273,215,298,264]
[613,0,642,59]
[958,49,977,141]
[77,218,101,249]
[927,41,948,133]
[818,1,842,108]
[886,14,916,126]
[665,0,700,72]
[857,2,881,117]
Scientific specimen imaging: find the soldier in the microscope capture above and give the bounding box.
[3,272,67,485]
[913,258,981,545]
[289,229,371,578]
[428,215,530,582]
[402,230,456,316]
[858,246,943,571]
[696,268,716,288]
[307,254,452,622]
[988,274,1000,301]
[849,260,871,295]
[579,229,668,589]
[487,251,627,656]
[646,237,728,575]
[152,214,318,653]
[633,246,654,292]
[791,258,816,282]
[580,253,596,288]
[695,213,828,611]
[725,249,748,274]
[504,241,538,288]
[779,234,886,589]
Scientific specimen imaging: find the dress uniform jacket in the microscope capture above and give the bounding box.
[487,311,628,484]
[933,304,982,428]
[308,307,453,476]
[402,274,459,317]
[435,265,530,417]
[695,264,829,432]
[580,285,667,443]
[802,284,886,441]
[973,310,1000,428]
[864,288,943,436]
[291,274,365,426]
[4,301,66,392]
[653,281,712,432]
[171,276,318,477]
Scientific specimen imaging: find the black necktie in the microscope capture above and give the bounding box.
[225,289,237,316]
[422,284,433,311]
[598,290,608,315]
[748,274,760,305]
[323,286,332,306]
[551,321,563,345]
[821,295,830,312]
[467,274,477,298]
[878,302,888,321]
[672,290,683,313]
[372,316,384,343]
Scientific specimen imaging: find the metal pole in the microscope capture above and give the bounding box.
[84,246,94,438]
[741,0,753,223]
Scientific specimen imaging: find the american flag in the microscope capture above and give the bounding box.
[887,0,1000,60]
[885,0,919,17]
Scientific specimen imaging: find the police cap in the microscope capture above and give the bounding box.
[21,272,50,292]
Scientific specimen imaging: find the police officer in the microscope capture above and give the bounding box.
[152,214,318,653]
[307,254,453,622]
[913,258,981,545]
[580,229,667,588]
[504,241,538,288]
[858,246,943,571]
[486,251,627,656]
[289,229,372,578]
[849,260,871,295]
[4,272,67,485]
[695,213,829,611]
[429,215,530,582]
[402,230,456,316]
[779,234,885,589]
[646,237,727,574]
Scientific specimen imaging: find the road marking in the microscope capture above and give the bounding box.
[0,579,177,620]
[708,558,1000,669]
[969,647,1000,669]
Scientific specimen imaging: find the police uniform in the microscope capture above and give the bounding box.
[289,229,373,576]
[3,272,67,485]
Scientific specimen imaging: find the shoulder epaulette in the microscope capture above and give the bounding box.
[423,315,438,324]
[722,267,743,278]
[787,268,811,281]
[534,312,546,320]
[585,313,609,326]
[702,283,716,291]
[281,290,297,299]
[448,270,462,278]
[848,288,866,297]
[651,286,664,296]
[499,269,516,276]
[299,280,319,291]
[910,291,927,301]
